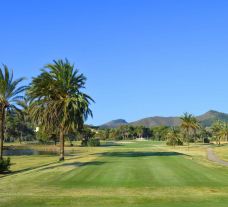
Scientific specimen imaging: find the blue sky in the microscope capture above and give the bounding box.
[1,0,228,125]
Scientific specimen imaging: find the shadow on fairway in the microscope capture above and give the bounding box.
[0,156,86,178]
[96,151,187,157]
[99,142,122,147]
[38,161,106,171]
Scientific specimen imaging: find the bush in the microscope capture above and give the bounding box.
[88,138,100,147]
[0,157,11,173]
[203,137,210,144]
[81,139,88,147]
[114,136,123,141]
[166,138,183,146]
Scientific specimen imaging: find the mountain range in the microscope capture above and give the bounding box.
[100,110,228,128]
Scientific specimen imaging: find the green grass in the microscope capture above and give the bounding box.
[1,141,228,207]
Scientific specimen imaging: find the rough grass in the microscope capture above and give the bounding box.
[1,141,228,207]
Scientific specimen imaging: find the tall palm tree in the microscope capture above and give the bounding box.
[28,59,94,161]
[180,113,199,149]
[0,65,26,160]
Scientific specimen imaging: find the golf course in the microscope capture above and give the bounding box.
[1,1,228,206]
[1,141,228,207]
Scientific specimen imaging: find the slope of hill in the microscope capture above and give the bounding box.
[197,110,228,126]
[130,116,180,127]
[100,110,228,128]
[100,119,128,128]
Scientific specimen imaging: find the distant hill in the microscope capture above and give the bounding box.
[100,119,128,128]
[197,110,228,126]
[100,110,228,128]
[130,116,180,127]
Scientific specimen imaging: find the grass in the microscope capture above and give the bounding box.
[1,141,228,206]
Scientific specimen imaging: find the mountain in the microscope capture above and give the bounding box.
[130,116,180,127]
[100,110,228,128]
[197,110,228,126]
[100,119,128,128]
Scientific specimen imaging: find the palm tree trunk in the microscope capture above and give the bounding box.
[0,108,5,160]
[187,128,190,151]
[59,129,65,161]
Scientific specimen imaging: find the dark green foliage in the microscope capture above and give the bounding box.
[0,157,11,173]
[166,138,183,146]
[6,111,35,142]
[88,138,100,147]
[80,127,96,146]
[203,137,210,143]
[152,126,170,141]
[35,126,58,144]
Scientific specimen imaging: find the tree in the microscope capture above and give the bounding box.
[28,59,94,161]
[180,113,199,149]
[0,65,26,160]
[152,126,169,141]
[212,121,228,146]
[166,127,182,147]
[211,120,222,145]
[79,127,96,146]
[7,97,35,143]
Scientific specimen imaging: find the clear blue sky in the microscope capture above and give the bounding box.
[1,0,228,125]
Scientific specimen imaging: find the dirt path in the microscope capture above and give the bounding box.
[207,148,228,166]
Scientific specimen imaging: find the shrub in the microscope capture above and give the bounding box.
[0,157,11,173]
[81,139,88,147]
[88,138,100,147]
[114,136,123,141]
[166,138,183,146]
[203,137,210,144]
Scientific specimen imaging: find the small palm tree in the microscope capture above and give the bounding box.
[211,120,223,145]
[212,121,228,146]
[0,65,26,160]
[28,59,94,161]
[166,127,181,148]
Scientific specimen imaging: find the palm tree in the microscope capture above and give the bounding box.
[0,65,26,160]
[180,113,199,149]
[166,127,181,148]
[217,122,228,145]
[212,121,228,146]
[211,120,222,145]
[28,59,94,161]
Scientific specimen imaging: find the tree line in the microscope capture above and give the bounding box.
[95,112,228,148]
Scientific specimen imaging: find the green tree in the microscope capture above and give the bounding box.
[211,120,223,145]
[166,127,182,147]
[28,59,94,161]
[212,121,228,146]
[0,65,26,160]
[180,113,199,149]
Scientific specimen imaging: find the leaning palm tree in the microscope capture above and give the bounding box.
[28,59,94,161]
[0,65,26,160]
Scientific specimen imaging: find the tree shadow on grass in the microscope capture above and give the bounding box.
[0,156,83,179]
[99,142,122,147]
[38,161,106,171]
[96,151,187,158]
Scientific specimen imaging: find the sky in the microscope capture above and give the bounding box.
[0,0,228,125]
